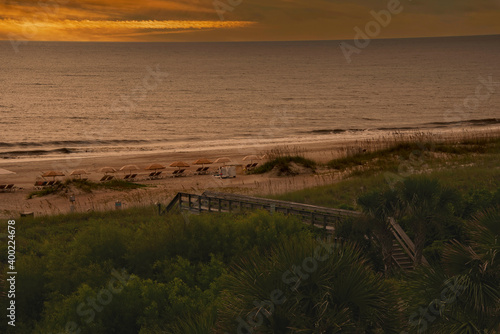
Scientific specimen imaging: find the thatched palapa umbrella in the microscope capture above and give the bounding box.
[242,155,261,163]
[0,168,16,185]
[99,167,117,175]
[214,157,231,166]
[170,161,190,170]
[120,164,140,175]
[70,169,88,179]
[193,158,213,168]
[145,163,166,172]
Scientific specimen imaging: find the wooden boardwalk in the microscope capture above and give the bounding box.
[160,192,425,269]
[160,191,360,230]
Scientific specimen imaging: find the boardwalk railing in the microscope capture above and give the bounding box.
[159,191,361,230]
[389,217,429,266]
[159,192,425,268]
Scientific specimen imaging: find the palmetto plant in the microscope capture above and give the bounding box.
[357,189,402,274]
[217,236,402,333]
[403,208,500,333]
[397,177,459,265]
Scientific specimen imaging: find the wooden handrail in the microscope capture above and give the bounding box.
[388,217,428,265]
[162,192,427,268]
[202,191,361,218]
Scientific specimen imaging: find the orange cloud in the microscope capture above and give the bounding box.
[0,18,256,41]
[0,0,499,41]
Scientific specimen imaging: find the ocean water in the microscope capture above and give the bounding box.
[0,35,499,160]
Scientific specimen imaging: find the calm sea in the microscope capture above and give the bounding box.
[1,35,499,160]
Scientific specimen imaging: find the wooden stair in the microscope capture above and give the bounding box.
[392,241,414,270]
[160,192,427,270]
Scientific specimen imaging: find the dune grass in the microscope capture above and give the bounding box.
[251,155,317,175]
[273,159,500,213]
[251,145,317,175]
[273,135,500,212]
[327,131,500,172]
[27,179,147,199]
[68,179,147,191]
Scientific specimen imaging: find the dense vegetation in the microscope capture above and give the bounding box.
[2,174,498,333]
[2,134,499,333]
[1,209,312,333]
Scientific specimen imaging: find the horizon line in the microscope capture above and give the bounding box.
[1,33,498,44]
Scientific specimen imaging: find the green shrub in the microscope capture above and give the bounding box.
[252,156,316,175]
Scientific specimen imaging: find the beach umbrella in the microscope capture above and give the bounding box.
[120,164,140,174]
[170,161,190,170]
[70,169,88,179]
[99,167,117,175]
[0,168,16,185]
[214,157,231,166]
[42,170,65,180]
[145,163,166,171]
[0,168,16,175]
[242,155,261,163]
[193,158,213,167]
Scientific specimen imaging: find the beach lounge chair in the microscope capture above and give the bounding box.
[5,184,15,192]
[125,174,137,181]
[46,181,55,187]
[195,167,203,174]
[251,163,258,168]
[176,169,186,177]
[99,175,114,182]
[147,171,162,180]
[171,170,179,177]
[0,185,6,190]
[201,167,210,174]
[150,171,162,179]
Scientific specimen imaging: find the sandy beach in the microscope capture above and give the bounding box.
[0,138,350,218]
[1,127,499,219]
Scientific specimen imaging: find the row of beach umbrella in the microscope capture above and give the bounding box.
[32,155,265,179]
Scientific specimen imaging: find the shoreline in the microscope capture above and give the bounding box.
[2,121,500,162]
[1,126,499,218]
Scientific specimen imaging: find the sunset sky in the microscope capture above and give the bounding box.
[1,0,499,42]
